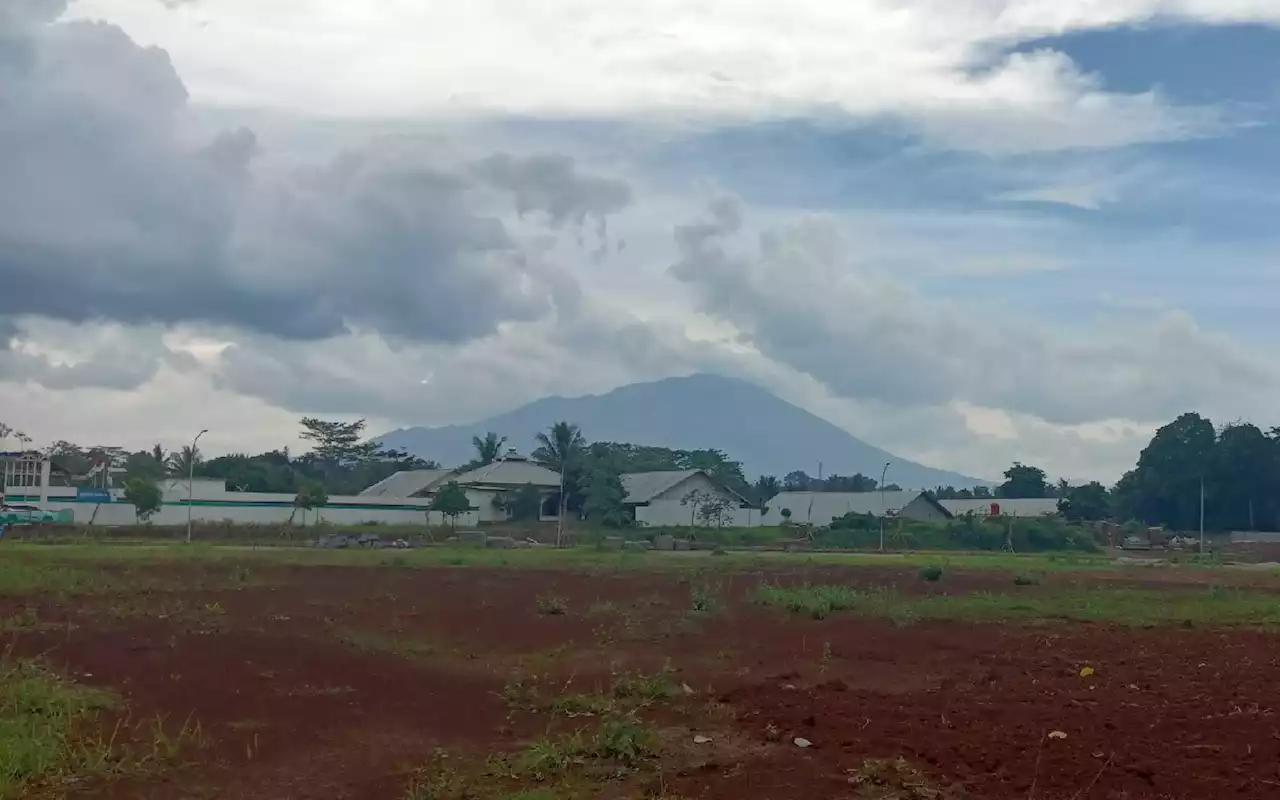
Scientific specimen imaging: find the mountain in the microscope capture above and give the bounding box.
[375,374,984,489]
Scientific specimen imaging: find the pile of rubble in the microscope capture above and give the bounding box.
[312,533,412,550]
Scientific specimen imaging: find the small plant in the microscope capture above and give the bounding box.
[611,666,680,704]
[1013,573,1042,586]
[535,594,568,616]
[919,565,944,582]
[849,757,959,799]
[690,584,720,613]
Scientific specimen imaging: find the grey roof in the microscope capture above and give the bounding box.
[761,491,927,526]
[359,470,454,497]
[452,458,561,488]
[940,498,1061,517]
[621,470,703,504]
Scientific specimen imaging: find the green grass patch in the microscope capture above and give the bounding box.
[518,713,657,780]
[0,656,118,798]
[755,583,863,619]
[755,581,1280,627]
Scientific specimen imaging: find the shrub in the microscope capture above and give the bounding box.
[1013,573,1041,586]
[919,565,944,582]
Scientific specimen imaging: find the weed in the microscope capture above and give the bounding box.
[404,751,463,800]
[689,584,720,614]
[0,655,119,797]
[536,594,569,616]
[848,757,960,799]
[518,713,657,780]
[611,666,680,704]
[1013,573,1042,587]
[918,565,944,582]
[755,583,861,620]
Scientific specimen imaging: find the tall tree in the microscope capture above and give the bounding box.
[167,445,202,478]
[783,470,812,491]
[1211,422,1277,531]
[1058,482,1110,522]
[754,475,781,503]
[532,422,586,475]
[533,421,587,516]
[299,418,380,464]
[471,432,508,467]
[583,463,630,528]
[998,463,1050,499]
[1128,412,1217,529]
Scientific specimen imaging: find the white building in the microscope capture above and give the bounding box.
[360,455,563,523]
[760,491,952,527]
[621,470,758,527]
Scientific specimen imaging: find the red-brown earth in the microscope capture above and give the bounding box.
[3,556,1279,799]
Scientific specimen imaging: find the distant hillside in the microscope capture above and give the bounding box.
[375,374,984,489]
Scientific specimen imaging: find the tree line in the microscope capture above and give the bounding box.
[10,409,1280,533]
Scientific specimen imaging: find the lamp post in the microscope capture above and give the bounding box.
[879,462,891,552]
[187,429,208,544]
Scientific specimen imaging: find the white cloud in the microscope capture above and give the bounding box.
[67,0,1263,153]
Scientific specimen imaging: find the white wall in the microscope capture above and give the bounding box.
[634,473,761,528]
[33,492,478,529]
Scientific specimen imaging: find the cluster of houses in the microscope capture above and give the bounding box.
[4,448,1060,528]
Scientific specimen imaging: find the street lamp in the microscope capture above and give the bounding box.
[187,429,208,544]
[879,462,891,552]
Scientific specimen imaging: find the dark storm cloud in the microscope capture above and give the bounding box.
[0,12,630,346]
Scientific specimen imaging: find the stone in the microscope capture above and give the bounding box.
[794,737,812,748]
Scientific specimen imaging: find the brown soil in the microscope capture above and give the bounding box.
[4,560,1280,799]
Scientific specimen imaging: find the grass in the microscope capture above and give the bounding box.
[518,714,657,780]
[755,583,863,619]
[0,655,118,798]
[755,581,1280,627]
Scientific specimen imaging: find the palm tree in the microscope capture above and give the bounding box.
[532,422,585,475]
[151,444,166,466]
[471,432,508,467]
[166,445,202,478]
[533,422,586,523]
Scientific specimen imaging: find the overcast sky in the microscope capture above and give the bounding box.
[3,0,1279,482]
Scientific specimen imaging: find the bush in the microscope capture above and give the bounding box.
[1013,573,1041,586]
[919,565,944,582]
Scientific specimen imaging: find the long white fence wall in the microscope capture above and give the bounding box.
[11,482,477,528]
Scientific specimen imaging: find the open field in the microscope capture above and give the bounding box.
[2,545,1280,798]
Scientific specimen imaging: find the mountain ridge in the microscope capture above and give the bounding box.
[375,374,984,488]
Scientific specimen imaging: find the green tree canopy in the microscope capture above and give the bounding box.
[471,432,508,468]
[998,463,1050,499]
[430,481,472,529]
[1058,482,1110,522]
[123,477,162,523]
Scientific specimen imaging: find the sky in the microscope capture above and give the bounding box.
[2,0,1279,483]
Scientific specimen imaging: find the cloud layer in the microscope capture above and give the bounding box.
[4,1,1279,484]
[0,9,631,347]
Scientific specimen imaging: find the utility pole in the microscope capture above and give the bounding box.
[187,429,208,544]
[1199,473,1205,555]
[879,461,890,552]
